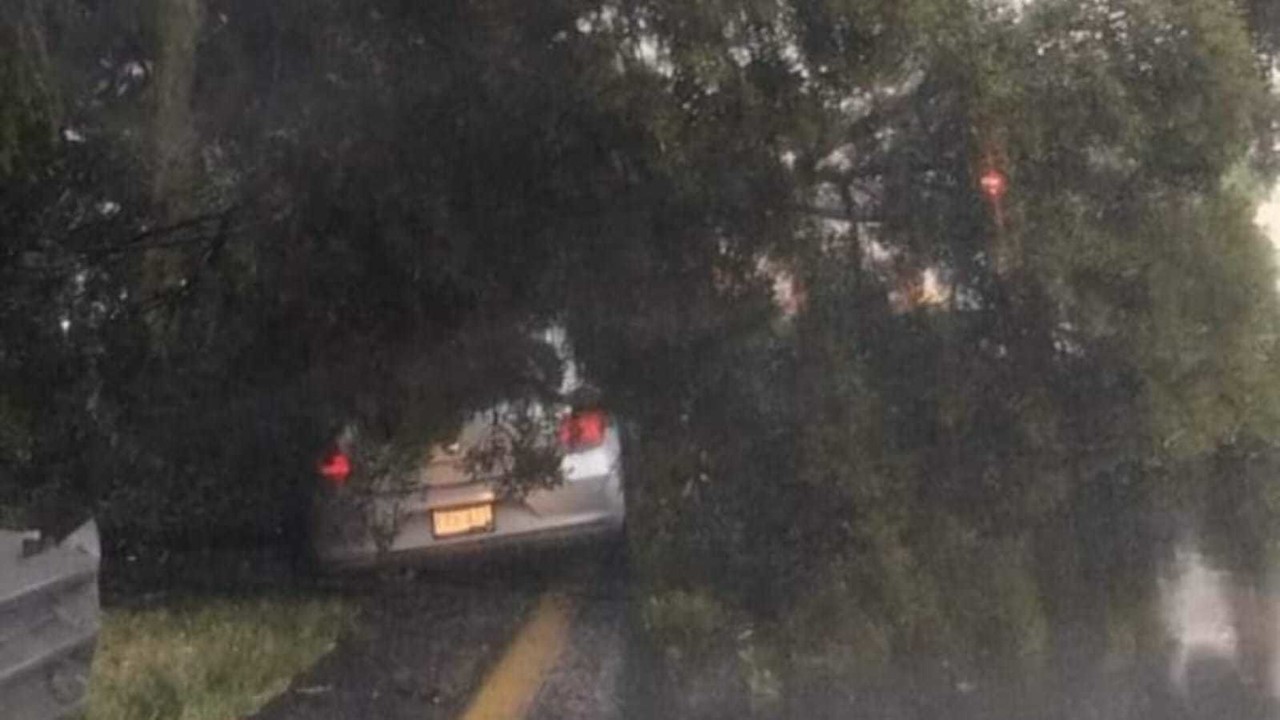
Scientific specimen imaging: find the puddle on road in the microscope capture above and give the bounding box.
[1159,539,1280,702]
[1259,183,1280,290]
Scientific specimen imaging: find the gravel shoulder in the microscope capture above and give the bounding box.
[527,552,630,720]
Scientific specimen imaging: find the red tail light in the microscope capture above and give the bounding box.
[558,409,608,451]
[318,449,351,487]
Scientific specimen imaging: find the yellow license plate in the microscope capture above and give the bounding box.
[432,503,494,538]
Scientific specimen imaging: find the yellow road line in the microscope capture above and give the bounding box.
[458,592,573,720]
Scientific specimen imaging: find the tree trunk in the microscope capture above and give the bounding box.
[145,0,202,351]
[152,0,201,221]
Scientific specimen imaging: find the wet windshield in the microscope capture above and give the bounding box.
[2,1,1279,719]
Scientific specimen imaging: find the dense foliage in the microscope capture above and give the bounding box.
[2,0,1278,712]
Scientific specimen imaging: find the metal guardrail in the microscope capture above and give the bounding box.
[0,521,101,720]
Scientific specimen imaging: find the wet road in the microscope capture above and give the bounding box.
[524,575,626,720]
[250,547,629,720]
[249,539,1280,720]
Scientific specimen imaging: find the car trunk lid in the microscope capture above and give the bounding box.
[418,403,562,488]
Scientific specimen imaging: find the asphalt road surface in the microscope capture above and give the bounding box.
[251,546,630,720]
[248,539,1280,720]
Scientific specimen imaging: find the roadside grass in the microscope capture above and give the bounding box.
[87,594,352,720]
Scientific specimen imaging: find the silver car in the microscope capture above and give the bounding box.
[309,330,625,569]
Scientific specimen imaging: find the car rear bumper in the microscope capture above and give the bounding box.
[311,469,625,570]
